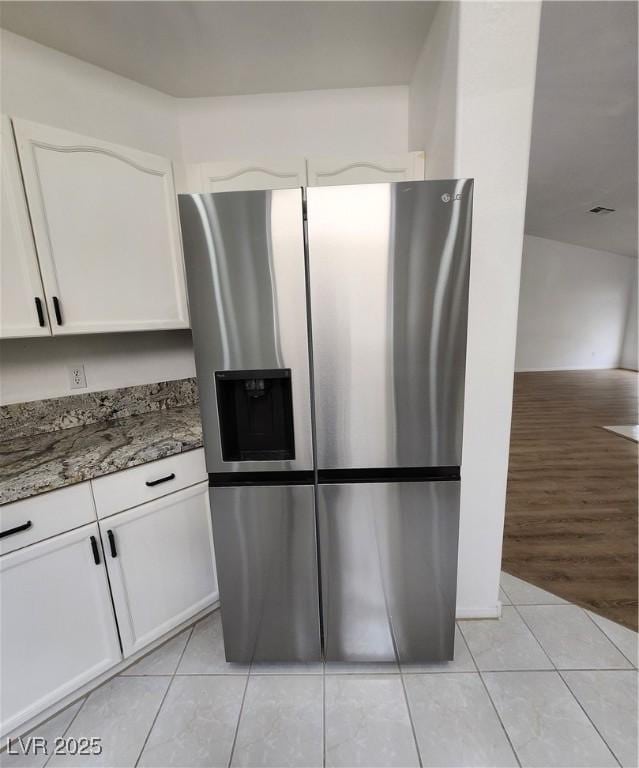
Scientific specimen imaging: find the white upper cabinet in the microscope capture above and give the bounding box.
[198,158,308,192]
[306,152,425,186]
[176,154,426,194]
[0,115,51,338]
[13,118,189,334]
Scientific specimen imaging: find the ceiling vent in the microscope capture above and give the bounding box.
[589,206,616,215]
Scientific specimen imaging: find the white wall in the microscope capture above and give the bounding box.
[2,15,542,619]
[620,262,638,371]
[456,1,541,619]
[408,3,458,178]
[516,235,637,371]
[409,1,542,618]
[177,86,409,162]
[0,30,178,156]
[1,34,412,403]
[0,332,196,405]
[0,30,196,401]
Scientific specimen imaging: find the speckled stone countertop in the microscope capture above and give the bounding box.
[0,380,203,506]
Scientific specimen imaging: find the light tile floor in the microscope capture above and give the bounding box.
[2,572,637,768]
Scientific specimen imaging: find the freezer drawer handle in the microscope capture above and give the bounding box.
[0,520,32,539]
[107,529,117,558]
[90,535,101,565]
[145,473,175,487]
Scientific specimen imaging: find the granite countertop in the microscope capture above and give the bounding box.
[0,382,204,506]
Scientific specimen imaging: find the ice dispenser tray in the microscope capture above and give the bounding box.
[215,369,295,461]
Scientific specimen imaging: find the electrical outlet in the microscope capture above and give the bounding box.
[69,363,87,389]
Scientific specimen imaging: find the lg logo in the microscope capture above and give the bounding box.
[441,193,463,203]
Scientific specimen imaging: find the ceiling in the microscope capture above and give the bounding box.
[525,1,638,258]
[0,1,437,98]
[2,1,635,258]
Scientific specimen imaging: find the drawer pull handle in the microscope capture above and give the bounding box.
[34,297,46,327]
[52,296,63,325]
[0,520,32,539]
[146,472,176,487]
[107,529,117,558]
[90,535,101,565]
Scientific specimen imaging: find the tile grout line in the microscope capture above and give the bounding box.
[132,676,175,768]
[499,572,569,606]
[226,673,250,768]
[469,591,635,670]
[510,603,557,670]
[41,696,88,768]
[498,581,514,604]
[451,666,634,674]
[172,671,320,677]
[398,665,423,768]
[477,669,524,768]
[133,624,194,768]
[461,617,523,768]
[557,670,623,768]
[456,621,478,675]
[582,609,638,668]
[477,671,522,768]
[498,601,567,607]
[515,602,634,671]
[173,625,195,673]
[41,623,197,767]
[472,599,626,768]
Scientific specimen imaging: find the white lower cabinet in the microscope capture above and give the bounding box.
[99,481,217,657]
[0,455,216,737]
[0,522,121,735]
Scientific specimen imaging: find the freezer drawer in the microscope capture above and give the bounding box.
[211,484,321,662]
[318,480,459,663]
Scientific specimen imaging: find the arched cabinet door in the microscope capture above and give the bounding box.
[13,118,189,335]
[198,158,308,192]
[0,115,51,338]
[306,152,425,186]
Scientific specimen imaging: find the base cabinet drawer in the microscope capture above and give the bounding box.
[0,522,121,736]
[91,448,206,519]
[0,483,95,556]
[100,481,217,657]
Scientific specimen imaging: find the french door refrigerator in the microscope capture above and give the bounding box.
[178,179,473,663]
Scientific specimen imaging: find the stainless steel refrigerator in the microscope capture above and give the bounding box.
[178,179,473,663]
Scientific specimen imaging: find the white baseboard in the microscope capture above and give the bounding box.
[456,602,502,620]
[515,365,620,373]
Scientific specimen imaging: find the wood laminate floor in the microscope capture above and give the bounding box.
[503,369,638,631]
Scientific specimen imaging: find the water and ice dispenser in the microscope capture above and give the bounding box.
[214,369,295,461]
